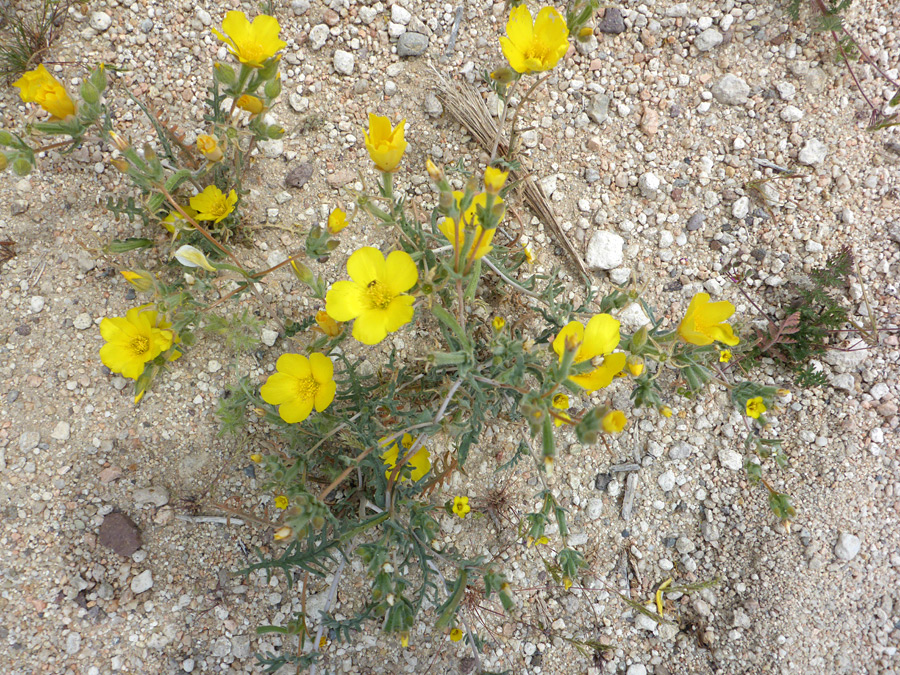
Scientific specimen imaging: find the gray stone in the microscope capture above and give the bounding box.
[587,94,610,124]
[261,329,278,346]
[30,296,45,313]
[776,81,796,100]
[390,4,411,25]
[65,632,82,655]
[19,430,40,452]
[90,11,111,31]
[51,421,70,441]
[639,172,660,198]
[134,486,170,507]
[291,0,310,16]
[669,442,693,460]
[309,24,329,51]
[676,536,696,554]
[781,105,804,122]
[835,532,861,560]
[732,196,750,219]
[74,312,92,330]
[586,231,624,270]
[259,139,283,158]
[618,303,650,333]
[359,6,378,24]
[658,470,676,492]
[695,28,723,52]
[195,8,211,26]
[598,8,625,34]
[798,139,828,165]
[333,50,354,75]
[635,605,658,631]
[718,448,743,471]
[627,665,648,675]
[231,636,251,659]
[131,570,153,594]
[687,212,705,231]
[586,498,603,520]
[665,3,689,17]
[711,74,750,105]
[830,372,855,392]
[824,341,869,371]
[424,92,443,117]
[397,32,429,57]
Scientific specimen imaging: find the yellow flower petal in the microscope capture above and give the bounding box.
[325,280,367,321]
[215,11,286,68]
[384,250,419,294]
[13,64,76,119]
[364,114,408,172]
[346,246,386,285]
[500,4,569,75]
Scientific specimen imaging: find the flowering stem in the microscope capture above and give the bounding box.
[489,78,519,164]
[381,170,394,205]
[228,64,252,115]
[504,72,552,163]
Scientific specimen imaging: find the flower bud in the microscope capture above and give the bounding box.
[236,94,264,115]
[90,65,107,92]
[0,130,13,146]
[80,81,100,104]
[266,125,285,139]
[264,75,282,99]
[214,63,236,85]
[484,166,509,194]
[438,190,455,210]
[490,67,517,84]
[631,325,648,352]
[290,260,313,284]
[174,245,217,272]
[258,56,280,81]
[274,526,293,541]
[120,269,154,292]
[196,134,223,162]
[426,158,443,182]
[326,207,348,234]
[12,157,32,176]
[109,131,129,151]
[142,143,156,162]
[111,158,130,173]
[0,153,7,172]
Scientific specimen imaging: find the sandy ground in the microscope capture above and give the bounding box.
[1,0,899,673]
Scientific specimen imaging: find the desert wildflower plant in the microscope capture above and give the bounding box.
[0,2,802,670]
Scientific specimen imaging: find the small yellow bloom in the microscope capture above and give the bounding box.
[426,158,443,182]
[196,134,223,162]
[120,270,154,292]
[450,628,464,642]
[523,245,535,264]
[327,207,348,234]
[563,577,573,591]
[99,306,175,381]
[315,310,342,338]
[161,206,197,237]
[500,5,570,75]
[601,410,627,433]
[484,166,509,194]
[260,352,336,423]
[626,356,644,377]
[492,316,506,331]
[452,496,471,519]
[364,113,408,172]
[660,406,673,418]
[400,632,410,648]
[438,192,504,261]
[318,636,328,650]
[236,94,264,114]
[190,185,238,223]
[552,314,626,392]
[212,11,287,68]
[746,396,766,419]
[678,293,740,347]
[274,495,289,509]
[325,247,418,345]
[274,526,293,540]
[777,388,791,397]
[719,349,733,363]
[13,64,76,119]
[552,393,572,427]
[250,454,263,463]
[381,433,431,482]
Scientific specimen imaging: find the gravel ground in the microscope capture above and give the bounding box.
[1,0,899,673]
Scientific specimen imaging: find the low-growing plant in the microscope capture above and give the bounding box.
[1,2,798,671]
[0,0,68,81]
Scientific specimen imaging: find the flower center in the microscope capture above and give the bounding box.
[524,42,553,65]
[130,335,150,356]
[365,280,394,310]
[209,197,229,218]
[295,376,319,401]
[240,41,267,64]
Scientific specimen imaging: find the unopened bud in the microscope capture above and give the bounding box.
[631,325,648,352]
[12,157,32,176]
[264,75,282,99]
[111,158,130,173]
[109,131,128,151]
[214,63,236,85]
[290,260,313,283]
[80,82,99,104]
[142,143,156,162]
[426,158,443,182]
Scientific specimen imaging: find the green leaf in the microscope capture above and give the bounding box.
[434,570,468,630]
[104,237,154,253]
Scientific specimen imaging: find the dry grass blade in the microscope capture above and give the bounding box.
[431,69,589,278]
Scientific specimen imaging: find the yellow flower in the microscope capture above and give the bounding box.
[364,113,408,172]
[492,316,506,331]
[484,166,509,194]
[438,192,504,261]
[400,632,410,648]
[746,396,766,419]
[196,134,223,162]
[452,496,471,519]
[678,293,740,347]
[426,158,443,182]
[500,5,570,75]
[13,64,76,119]
[236,94,264,114]
[381,433,431,482]
[552,314,626,392]
[315,310,342,338]
[274,495,289,509]
[601,410,627,433]
[120,270,154,292]
[552,393,572,427]
[250,454,263,463]
[626,356,644,377]
[190,185,238,223]
[523,245,535,264]
[325,247,418,345]
[161,206,197,236]
[174,245,217,272]
[99,306,175,381]
[260,352,336,423]
[660,406,673,418]
[563,577,573,591]
[450,628,464,642]
[212,11,287,68]
[327,207,348,234]
[719,349,733,363]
